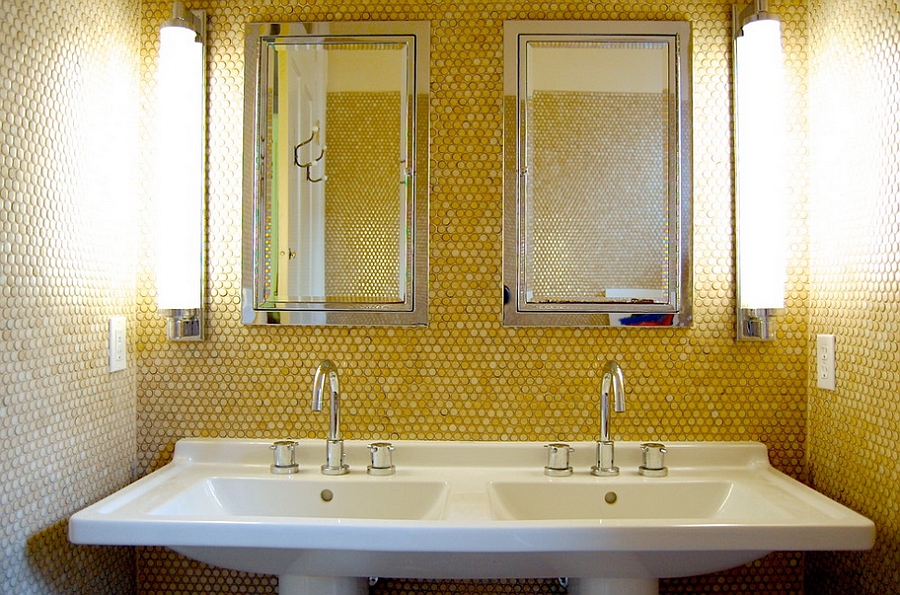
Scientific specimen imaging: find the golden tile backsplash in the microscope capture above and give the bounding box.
[135,1,810,594]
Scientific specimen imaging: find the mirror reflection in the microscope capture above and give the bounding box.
[242,22,429,325]
[503,21,692,326]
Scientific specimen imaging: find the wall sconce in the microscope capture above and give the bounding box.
[155,2,206,341]
[732,0,788,341]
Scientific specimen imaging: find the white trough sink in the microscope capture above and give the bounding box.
[69,439,874,595]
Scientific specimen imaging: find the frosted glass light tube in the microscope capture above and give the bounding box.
[155,21,204,311]
[734,17,788,311]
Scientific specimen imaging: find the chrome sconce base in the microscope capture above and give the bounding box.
[164,2,205,35]
[161,308,204,341]
[732,0,778,33]
[737,308,780,341]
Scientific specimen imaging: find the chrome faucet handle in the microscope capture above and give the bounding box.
[322,438,349,475]
[544,443,574,477]
[270,440,299,474]
[639,442,668,477]
[591,440,619,476]
[367,442,395,476]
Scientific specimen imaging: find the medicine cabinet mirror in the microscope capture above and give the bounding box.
[242,21,429,325]
[503,21,692,327]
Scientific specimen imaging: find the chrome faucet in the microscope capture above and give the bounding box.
[592,360,626,476]
[311,360,349,475]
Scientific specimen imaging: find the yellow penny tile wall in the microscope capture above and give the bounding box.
[806,0,900,593]
[0,0,140,593]
[134,1,810,594]
[5,0,898,593]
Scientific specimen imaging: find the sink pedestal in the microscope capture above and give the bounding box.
[279,575,368,595]
[279,576,658,595]
[568,578,658,595]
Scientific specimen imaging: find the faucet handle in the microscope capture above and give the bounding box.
[639,442,668,477]
[544,443,574,477]
[367,442,396,476]
[270,440,300,474]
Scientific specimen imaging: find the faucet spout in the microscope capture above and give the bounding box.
[599,360,625,443]
[311,360,349,475]
[312,360,341,441]
[592,360,626,477]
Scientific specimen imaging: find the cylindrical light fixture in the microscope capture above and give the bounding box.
[155,2,206,341]
[733,0,788,341]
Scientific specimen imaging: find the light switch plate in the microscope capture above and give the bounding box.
[816,334,836,391]
[109,316,126,373]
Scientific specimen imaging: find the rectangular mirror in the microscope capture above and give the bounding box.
[503,21,692,327]
[242,21,429,325]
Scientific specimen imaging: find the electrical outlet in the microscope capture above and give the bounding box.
[109,317,126,373]
[816,334,836,391]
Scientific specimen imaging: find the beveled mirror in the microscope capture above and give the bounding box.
[242,21,429,325]
[503,21,692,327]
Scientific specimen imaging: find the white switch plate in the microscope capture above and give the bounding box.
[816,334,836,391]
[109,316,126,373]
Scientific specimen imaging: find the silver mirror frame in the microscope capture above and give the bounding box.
[502,21,693,327]
[241,21,429,326]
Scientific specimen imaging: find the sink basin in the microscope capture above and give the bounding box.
[70,439,874,595]
[489,479,771,520]
[151,476,448,520]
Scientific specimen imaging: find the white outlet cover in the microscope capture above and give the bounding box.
[109,316,126,373]
[816,334,836,391]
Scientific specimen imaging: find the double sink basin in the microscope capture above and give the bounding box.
[69,439,874,591]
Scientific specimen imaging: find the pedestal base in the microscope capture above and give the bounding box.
[279,576,658,595]
[567,578,659,595]
[279,575,369,595]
